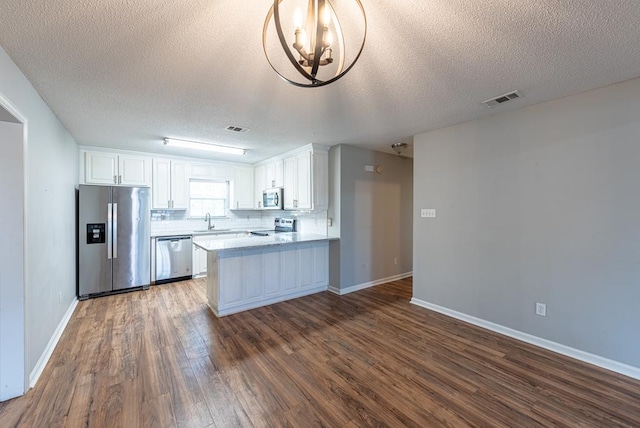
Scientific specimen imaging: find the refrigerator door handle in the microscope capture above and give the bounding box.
[107,203,113,259]
[113,203,118,259]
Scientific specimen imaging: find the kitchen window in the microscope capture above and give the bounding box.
[189,179,229,217]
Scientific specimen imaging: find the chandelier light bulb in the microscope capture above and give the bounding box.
[293,7,303,29]
[326,30,333,47]
[323,6,331,26]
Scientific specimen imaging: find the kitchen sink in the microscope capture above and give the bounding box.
[192,229,233,235]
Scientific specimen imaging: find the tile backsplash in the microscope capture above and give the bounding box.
[151,209,327,235]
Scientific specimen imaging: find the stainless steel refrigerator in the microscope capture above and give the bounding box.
[78,185,151,299]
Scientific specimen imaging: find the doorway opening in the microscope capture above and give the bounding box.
[0,95,27,401]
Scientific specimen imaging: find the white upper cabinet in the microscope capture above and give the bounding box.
[312,150,328,210]
[265,160,283,188]
[189,162,235,181]
[152,159,189,209]
[119,154,151,186]
[254,160,283,208]
[83,151,151,186]
[282,145,328,210]
[283,156,297,209]
[254,165,266,208]
[233,166,254,209]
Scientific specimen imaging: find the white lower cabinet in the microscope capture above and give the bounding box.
[193,245,208,276]
[193,233,247,276]
[207,240,329,316]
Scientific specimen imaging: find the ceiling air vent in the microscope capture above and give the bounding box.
[225,125,249,133]
[481,90,522,108]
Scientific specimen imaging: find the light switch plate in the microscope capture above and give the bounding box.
[421,209,436,218]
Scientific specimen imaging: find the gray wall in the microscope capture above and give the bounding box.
[413,77,640,368]
[329,144,413,291]
[0,45,78,376]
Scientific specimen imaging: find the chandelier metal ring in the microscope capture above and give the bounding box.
[263,0,367,88]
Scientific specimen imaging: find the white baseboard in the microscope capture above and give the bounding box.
[410,298,640,381]
[29,298,78,388]
[329,272,413,295]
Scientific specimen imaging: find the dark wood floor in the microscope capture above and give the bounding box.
[1,277,639,427]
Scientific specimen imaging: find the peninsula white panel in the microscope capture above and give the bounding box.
[206,240,330,317]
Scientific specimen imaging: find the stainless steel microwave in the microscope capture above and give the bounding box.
[262,188,283,210]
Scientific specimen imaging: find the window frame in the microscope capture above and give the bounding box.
[188,178,230,219]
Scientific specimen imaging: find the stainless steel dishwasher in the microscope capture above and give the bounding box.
[155,235,192,284]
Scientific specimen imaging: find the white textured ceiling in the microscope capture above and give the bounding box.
[1,1,640,162]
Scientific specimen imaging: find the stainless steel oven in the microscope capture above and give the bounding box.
[250,217,296,236]
[262,187,283,210]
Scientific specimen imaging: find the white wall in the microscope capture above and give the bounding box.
[0,120,25,400]
[0,45,78,383]
[413,77,640,370]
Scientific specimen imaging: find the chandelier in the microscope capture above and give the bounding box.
[263,0,367,87]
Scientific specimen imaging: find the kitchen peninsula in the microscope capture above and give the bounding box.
[194,233,332,316]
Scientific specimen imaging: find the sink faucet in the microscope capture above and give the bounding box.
[204,213,215,231]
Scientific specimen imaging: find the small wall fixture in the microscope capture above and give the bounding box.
[391,142,408,155]
[164,138,246,156]
[263,0,367,87]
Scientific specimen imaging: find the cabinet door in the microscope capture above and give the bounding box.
[234,167,254,209]
[265,160,284,188]
[170,161,189,209]
[85,152,118,184]
[312,151,328,210]
[274,160,284,188]
[192,246,208,276]
[296,151,312,209]
[152,159,171,209]
[119,154,151,186]
[192,245,200,276]
[254,165,266,208]
[190,162,216,179]
[283,155,297,209]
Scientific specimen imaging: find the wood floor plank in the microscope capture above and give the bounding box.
[1,277,639,427]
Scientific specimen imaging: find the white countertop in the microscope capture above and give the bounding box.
[151,229,258,238]
[193,232,335,252]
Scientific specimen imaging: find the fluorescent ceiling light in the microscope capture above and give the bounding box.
[164,138,246,155]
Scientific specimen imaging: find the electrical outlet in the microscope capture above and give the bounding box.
[536,302,546,317]
[394,257,398,265]
[327,218,333,227]
[58,292,62,304]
